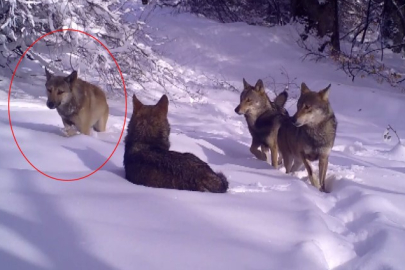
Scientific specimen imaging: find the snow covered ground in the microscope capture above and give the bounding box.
[1,4,405,270]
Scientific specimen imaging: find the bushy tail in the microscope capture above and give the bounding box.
[203,172,229,193]
[217,172,229,193]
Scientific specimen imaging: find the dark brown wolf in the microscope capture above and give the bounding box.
[123,94,229,193]
[278,82,338,192]
[234,78,288,168]
[45,67,109,136]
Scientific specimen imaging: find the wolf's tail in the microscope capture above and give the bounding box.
[217,172,229,193]
[203,172,229,193]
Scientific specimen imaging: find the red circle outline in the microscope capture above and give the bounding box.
[8,29,128,182]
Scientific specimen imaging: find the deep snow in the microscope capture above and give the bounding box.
[1,4,405,270]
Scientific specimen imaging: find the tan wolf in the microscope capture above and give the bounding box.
[277,82,337,192]
[45,67,109,136]
[234,78,288,168]
[123,94,229,193]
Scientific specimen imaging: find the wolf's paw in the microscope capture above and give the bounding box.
[319,184,330,193]
[63,127,78,137]
[258,152,268,161]
[308,175,321,190]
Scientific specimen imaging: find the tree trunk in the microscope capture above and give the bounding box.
[360,0,372,44]
[292,0,340,52]
[330,0,340,53]
[382,0,405,53]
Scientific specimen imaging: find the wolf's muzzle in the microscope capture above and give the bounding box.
[291,116,303,127]
[47,101,57,109]
[234,105,242,115]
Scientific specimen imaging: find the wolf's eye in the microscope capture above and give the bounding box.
[57,90,63,95]
[304,104,311,110]
[246,98,252,103]
[47,88,51,93]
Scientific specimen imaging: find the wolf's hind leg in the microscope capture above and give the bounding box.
[93,115,108,132]
[283,154,293,173]
[93,106,109,132]
[277,151,283,166]
[290,159,303,172]
[76,117,92,136]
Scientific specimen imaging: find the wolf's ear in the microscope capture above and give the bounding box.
[132,94,143,112]
[300,82,310,95]
[45,67,53,81]
[319,84,331,101]
[156,94,169,115]
[254,79,265,93]
[242,78,250,89]
[274,91,288,108]
[65,70,78,84]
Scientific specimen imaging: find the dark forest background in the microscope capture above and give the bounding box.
[2,0,405,91]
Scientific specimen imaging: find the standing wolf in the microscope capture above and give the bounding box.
[123,94,229,193]
[45,67,109,136]
[278,83,337,192]
[234,78,288,168]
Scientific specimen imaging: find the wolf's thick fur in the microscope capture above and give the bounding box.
[123,94,228,193]
[278,83,337,192]
[234,78,288,168]
[45,68,109,136]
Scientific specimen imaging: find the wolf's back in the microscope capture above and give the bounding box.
[124,149,228,193]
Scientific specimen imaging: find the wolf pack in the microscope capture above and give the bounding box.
[44,67,337,194]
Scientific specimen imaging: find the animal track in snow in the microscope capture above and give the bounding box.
[229,182,291,193]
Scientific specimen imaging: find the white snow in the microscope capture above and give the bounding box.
[1,4,405,270]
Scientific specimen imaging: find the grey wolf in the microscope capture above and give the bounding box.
[45,67,109,136]
[277,82,337,192]
[234,78,288,168]
[123,94,229,193]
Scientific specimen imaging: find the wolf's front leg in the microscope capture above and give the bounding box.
[250,140,267,161]
[65,127,78,137]
[62,118,77,137]
[300,153,321,190]
[269,143,279,168]
[260,145,269,162]
[318,155,329,193]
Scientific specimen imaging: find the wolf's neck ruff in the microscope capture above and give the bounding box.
[126,133,170,153]
[57,85,85,117]
[292,111,336,143]
[57,99,79,117]
[244,102,272,127]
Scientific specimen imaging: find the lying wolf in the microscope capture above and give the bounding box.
[123,94,229,193]
[278,82,337,192]
[235,78,288,168]
[45,67,109,136]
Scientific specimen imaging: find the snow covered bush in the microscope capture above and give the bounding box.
[0,0,182,97]
[296,0,405,90]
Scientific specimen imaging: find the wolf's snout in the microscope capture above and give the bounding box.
[47,101,56,109]
[291,115,303,127]
[234,105,242,115]
[291,115,298,125]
